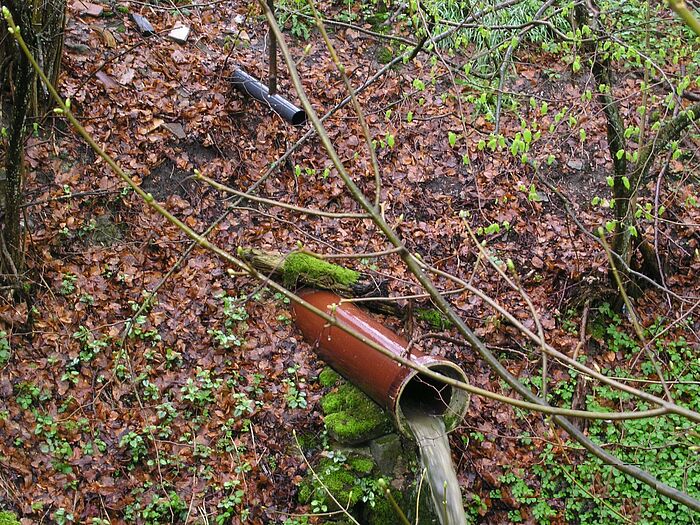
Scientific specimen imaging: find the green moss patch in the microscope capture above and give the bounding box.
[321,383,393,445]
[364,490,406,525]
[349,457,375,475]
[298,457,366,509]
[283,253,359,288]
[375,45,394,64]
[318,367,342,388]
[415,308,452,330]
[0,511,20,525]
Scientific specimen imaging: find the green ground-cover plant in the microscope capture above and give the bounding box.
[423,0,571,72]
[516,311,700,523]
[208,293,249,349]
[5,2,700,520]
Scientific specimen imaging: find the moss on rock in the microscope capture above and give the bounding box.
[364,490,407,525]
[298,457,365,509]
[318,367,342,388]
[283,253,359,288]
[349,457,375,475]
[0,511,20,525]
[375,45,394,64]
[321,383,393,445]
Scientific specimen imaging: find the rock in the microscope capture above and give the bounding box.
[235,30,251,48]
[567,159,584,171]
[168,24,190,44]
[74,0,103,17]
[0,379,12,398]
[131,13,155,35]
[65,41,92,54]
[163,122,186,140]
[225,13,247,33]
[320,383,393,445]
[370,433,402,475]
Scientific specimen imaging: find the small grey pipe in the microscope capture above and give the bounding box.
[231,68,306,126]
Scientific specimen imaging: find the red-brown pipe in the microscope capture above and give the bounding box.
[293,290,469,436]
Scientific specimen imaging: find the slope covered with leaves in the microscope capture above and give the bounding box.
[0,0,699,523]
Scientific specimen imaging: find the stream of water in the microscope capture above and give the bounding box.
[405,409,467,525]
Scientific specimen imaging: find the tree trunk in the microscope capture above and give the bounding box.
[576,2,700,294]
[0,0,66,278]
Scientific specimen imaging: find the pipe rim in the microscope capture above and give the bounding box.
[393,360,470,437]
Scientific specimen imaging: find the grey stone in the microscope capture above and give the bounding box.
[567,159,584,171]
[168,24,190,44]
[370,433,402,475]
[131,13,155,35]
[163,122,186,140]
[74,0,103,17]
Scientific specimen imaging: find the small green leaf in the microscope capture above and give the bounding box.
[606,176,615,187]
[484,223,500,235]
[448,131,457,147]
[622,176,630,190]
[572,56,581,73]
[406,111,413,123]
[540,102,548,115]
[616,149,625,160]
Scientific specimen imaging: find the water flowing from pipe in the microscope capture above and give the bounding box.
[405,408,467,525]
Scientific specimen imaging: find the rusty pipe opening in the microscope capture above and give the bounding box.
[293,290,469,437]
[394,361,469,436]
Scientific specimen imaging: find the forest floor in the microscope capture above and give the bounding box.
[1,0,699,523]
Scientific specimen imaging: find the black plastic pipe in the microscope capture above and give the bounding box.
[231,68,306,126]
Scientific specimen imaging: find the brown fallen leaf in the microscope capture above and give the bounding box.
[95,70,119,91]
[93,26,117,48]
